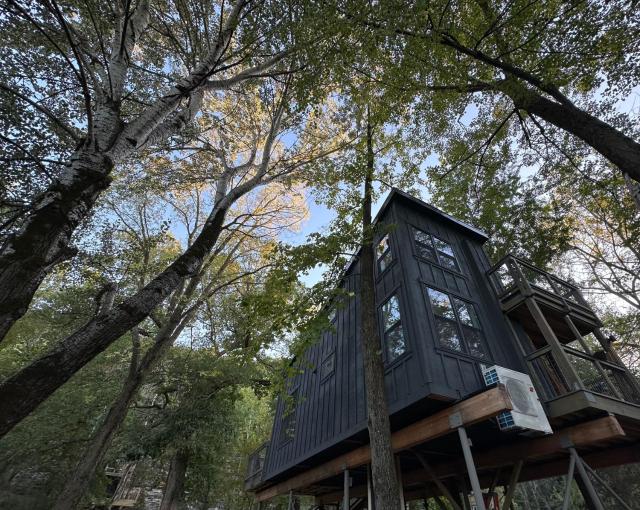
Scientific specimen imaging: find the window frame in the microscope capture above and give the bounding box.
[376,233,394,276]
[379,291,409,364]
[424,285,489,360]
[279,388,298,446]
[320,350,336,382]
[410,226,462,274]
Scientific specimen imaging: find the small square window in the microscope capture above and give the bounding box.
[413,228,461,272]
[320,352,335,380]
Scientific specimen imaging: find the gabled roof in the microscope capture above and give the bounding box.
[340,188,488,277]
[376,188,488,241]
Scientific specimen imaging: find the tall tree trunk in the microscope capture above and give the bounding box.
[159,449,190,510]
[359,111,401,509]
[0,205,228,438]
[0,149,113,342]
[51,326,177,510]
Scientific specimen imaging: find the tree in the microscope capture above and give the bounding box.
[0,0,309,341]
[0,77,349,438]
[359,109,402,508]
[332,0,640,188]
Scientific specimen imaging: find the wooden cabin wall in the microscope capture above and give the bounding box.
[262,197,526,482]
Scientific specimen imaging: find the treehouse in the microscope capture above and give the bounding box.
[245,189,640,509]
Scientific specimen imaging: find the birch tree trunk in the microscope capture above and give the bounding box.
[359,112,401,509]
[159,449,190,510]
[0,0,260,342]
[0,205,228,438]
[0,150,114,341]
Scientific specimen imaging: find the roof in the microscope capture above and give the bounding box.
[341,188,488,277]
[376,188,489,241]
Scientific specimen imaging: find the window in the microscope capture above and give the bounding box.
[320,351,335,380]
[426,287,486,358]
[412,228,460,272]
[381,294,406,361]
[376,234,393,273]
[280,390,297,444]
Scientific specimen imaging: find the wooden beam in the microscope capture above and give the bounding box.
[254,386,513,501]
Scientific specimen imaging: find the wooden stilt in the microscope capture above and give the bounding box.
[502,460,523,510]
[570,448,604,510]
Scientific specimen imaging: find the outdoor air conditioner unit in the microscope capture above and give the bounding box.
[482,365,553,435]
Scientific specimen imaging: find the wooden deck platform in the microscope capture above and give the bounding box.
[252,384,640,505]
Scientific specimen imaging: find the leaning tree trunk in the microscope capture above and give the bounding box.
[359,113,401,509]
[159,449,190,510]
[0,149,113,342]
[502,81,640,185]
[0,205,228,438]
[51,326,180,510]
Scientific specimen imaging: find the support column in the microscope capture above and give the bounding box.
[525,297,583,391]
[570,448,604,510]
[502,460,523,510]
[343,468,350,510]
[561,452,576,510]
[457,426,486,510]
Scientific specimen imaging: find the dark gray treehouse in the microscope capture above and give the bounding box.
[246,189,640,510]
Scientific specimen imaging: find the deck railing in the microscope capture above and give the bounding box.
[488,255,591,310]
[488,254,640,409]
[245,442,269,489]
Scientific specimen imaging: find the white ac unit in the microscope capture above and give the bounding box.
[482,365,553,435]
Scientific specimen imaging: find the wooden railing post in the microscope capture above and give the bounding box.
[525,298,583,392]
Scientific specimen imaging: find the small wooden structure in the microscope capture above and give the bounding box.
[245,189,640,509]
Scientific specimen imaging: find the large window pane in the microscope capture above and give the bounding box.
[452,298,481,329]
[427,288,456,320]
[413,228,437,262]
[383,295,401,329]
[463,326,486,358]
[433,237,460,271]
[435,318,463,352]
[386,324,406,361]
[377,234,392,272]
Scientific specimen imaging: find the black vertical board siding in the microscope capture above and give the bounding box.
[260,192,529,482]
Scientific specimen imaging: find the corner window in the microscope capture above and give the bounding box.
[376,234,393,273]
[280,390,297,444]
[412,228,460,272]
[426,287,486,358]
[381,294,406,361]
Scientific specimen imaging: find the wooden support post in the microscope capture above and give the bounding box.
[570,448,604,510]
[564,316,625,400]
[343,469,350,510]
[412,450,462,510]
[502,460,523,510]
[457,426,486,510]
[525,297,582,391]
[288,490,294,510]
[561,452,576,510]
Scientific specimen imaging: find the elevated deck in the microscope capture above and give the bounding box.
[488,255,640,425]
[248,386,640,507]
